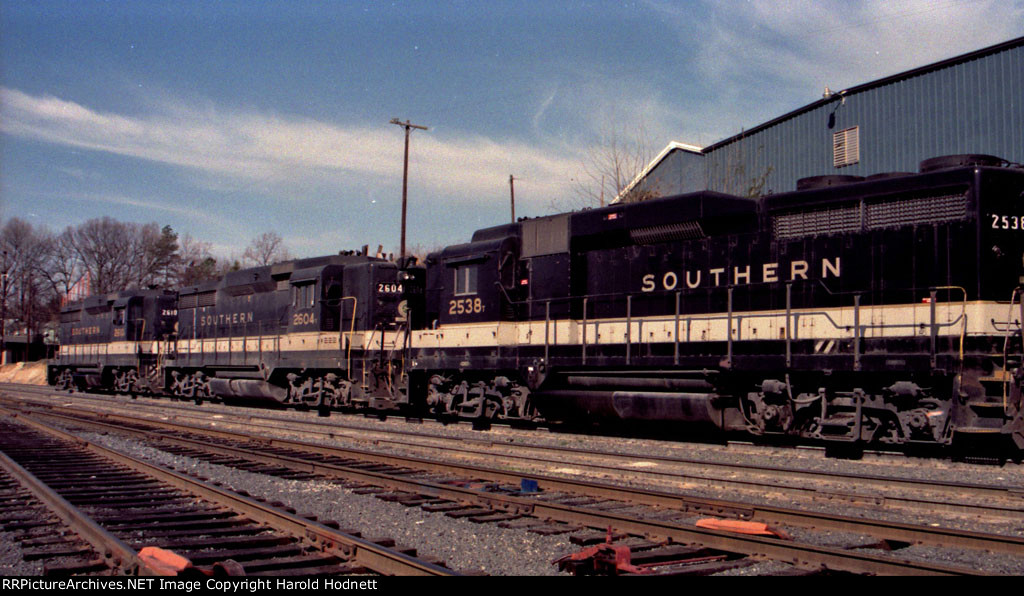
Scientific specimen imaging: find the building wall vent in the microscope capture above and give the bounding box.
[833,126,860,168]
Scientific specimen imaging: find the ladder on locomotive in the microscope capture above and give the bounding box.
[987,287,1024,412]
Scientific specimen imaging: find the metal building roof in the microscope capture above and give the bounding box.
[703,36,1024,154]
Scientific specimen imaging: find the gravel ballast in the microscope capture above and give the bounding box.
[8,391,1024,575]
[80,431,573,576]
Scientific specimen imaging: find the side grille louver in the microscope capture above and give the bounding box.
[630,221,706,244]
[773,191,968,240]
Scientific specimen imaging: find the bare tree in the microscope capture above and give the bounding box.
[176,234,221,286]
[1,218,54,339]
[40,227,86,301]
[568,121,660,210]
[69,217,135,294]
[126,223,181,289]
[242,232,292,267]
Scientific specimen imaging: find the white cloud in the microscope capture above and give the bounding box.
[649,0,1024,139]
[0,87,582,210]
[57,190,222,221]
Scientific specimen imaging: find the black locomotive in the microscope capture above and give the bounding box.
[51,289,177,393]
[51,253,416,413]
[48,155,1024,453]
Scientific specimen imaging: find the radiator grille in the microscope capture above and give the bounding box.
[773,204,861,239]
[197,291,217,307]
[865,193,967,229]
[773,190,968,239]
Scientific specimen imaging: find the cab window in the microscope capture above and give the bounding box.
[292,282,316,308]
[454,266,478,296]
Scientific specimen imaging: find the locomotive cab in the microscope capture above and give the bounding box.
[287,264,344,333]
[429,227,521,327]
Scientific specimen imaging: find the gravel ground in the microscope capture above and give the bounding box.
[109,393,1024,490]
[9,392,1024,575]
[78,427,1024,576]
[159,402,1024,538]
[0,529,44,576]
[79,431,574,576]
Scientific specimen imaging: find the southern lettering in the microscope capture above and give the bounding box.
[641,257,840,292]
[199,312,255,326]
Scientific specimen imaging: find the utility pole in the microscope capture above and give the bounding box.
[509,175,516,222]
[389,118,428,262]
[1,251,7,366]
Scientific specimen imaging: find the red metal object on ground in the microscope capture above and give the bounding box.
[138,546,192,575]
[138,546,246,576]
[695,518,790,539]
[553,528,651,575]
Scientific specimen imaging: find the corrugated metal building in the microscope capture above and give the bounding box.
[625,36,1024,200]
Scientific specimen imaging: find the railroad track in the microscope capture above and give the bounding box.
[7,386,1022,526]
[5,398,1019,575]
[0,465,110,576]
[0,408,456,577]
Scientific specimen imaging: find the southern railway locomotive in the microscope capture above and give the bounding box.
[48,155,1024,454]
[52,253,415,411]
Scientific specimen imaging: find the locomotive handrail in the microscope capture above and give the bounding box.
[536,284,970,369]
[547,301,966,336]
[339,296,358,382]
[1001,286,1022,412]
[989,318,1022,332]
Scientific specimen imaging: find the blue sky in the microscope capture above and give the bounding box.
[2,0,1022,260]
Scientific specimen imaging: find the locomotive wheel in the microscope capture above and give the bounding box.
[139,364,161,395]
[113,369,131,394]
[56,369,74,392]
[192,372,211,405]
[124,369,140,398]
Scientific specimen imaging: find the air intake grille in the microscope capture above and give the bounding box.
[197,291,217,307]
[179,294,198,309]
[866,193,967,229]
[773,204,861,239]
[60,310,82,323]
[630,221,705,244]
[773,190,969,240]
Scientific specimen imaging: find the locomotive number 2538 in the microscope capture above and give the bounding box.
[991,214,1024,230]
[449,298,484,315]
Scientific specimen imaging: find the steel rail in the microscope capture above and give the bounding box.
[0,407,456,577]
[15,406,1018,574]
[7,386,1020,520]
[163,409,1024,519]
[16,405,1024,540]
[0,449,150,575]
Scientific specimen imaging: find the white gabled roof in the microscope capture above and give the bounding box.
[612,141,703,204]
